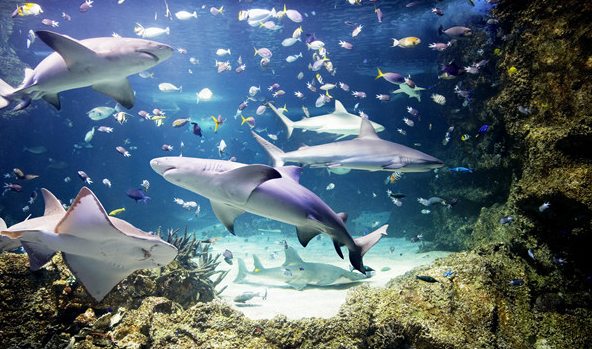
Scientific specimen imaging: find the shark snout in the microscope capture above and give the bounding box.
[150,158,176,175]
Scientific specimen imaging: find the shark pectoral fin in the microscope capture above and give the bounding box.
[62,253,130,301]
[234,258,248,283]
[41,188,67,216]
[217,165,281,204]
[251,130,286,167]
[20,240,56,270]
[35,31,97,69]
[92,79,135,109]
[316,275,340,286]
[275,166,302,183]
[383,163,405,170]
[296,224,321,248]
[210,201,245,234]
[42,93,61,110]
[286,277,308,290]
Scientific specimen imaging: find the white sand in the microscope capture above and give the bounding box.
[206,232,450,320]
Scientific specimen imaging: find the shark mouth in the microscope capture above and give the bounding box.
[137,50,159,61]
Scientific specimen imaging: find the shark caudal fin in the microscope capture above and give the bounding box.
[0,77,15,110]
[251,130,286,167]
[267,102,294,138]
[349,224,388,274]
[234,258,248,283]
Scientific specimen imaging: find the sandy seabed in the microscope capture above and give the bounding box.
[205,230,450,320]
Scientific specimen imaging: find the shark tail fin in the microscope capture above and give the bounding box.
[349,224,388,274]
[251,130,285,167]
[234,258,248,283]
[0,77,15,110]
[267,102,294,138]
[0,217,7,231]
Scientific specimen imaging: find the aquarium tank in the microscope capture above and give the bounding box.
[1,0,591,348]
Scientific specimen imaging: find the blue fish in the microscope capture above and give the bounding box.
[126,188,151,203]
[475,125,488,137]
[449,167,473,173]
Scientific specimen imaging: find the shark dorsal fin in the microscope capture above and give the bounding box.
[35,31,97,70]
[276,166,302,183]
[54,187,115,235]
[41,188,66,216]
[333,100,349,115]
[283,246,304,264]
[356,118,380,140]
[253,254,265,270]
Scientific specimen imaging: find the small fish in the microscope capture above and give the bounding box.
[326,183,335,190]
[218,140,227,156]
[223,249,233,265]
[415,275,438,283]
[475,125,488,137]
[210,6,224,15]
[3,183,23,192]
[191,122,202,137]
[28,190,38,204]
[509,278,524,286]
[200,238,220,244]
[158,83,182,93]
[162,144,173,151]
[79,0,93,13]
[449,167,472,173]
[461,134,471,141]
[102,178,112,188]
[78,171,92,184]
[172,118,191,127]
[352,25,363,37]
[499,216,514,224]
[539,202,550,212]
[234,289,267,303]
[212,115,224,132]
[108,207,126,216]
[126,188,150,203]
[392,37,421,48]
[116,146,131,157]
[141,180,150,191]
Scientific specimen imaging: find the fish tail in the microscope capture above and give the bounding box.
[253,47,258,56]
[241,115,247,125]
[267,102,294,138]
[391,38,399,47]
[375,68,384,80]
[179,86,182,93]
[0,77,16,110]
[212,116,219,132]
[234,258,248,283]
[350,224,388,274]
[251,130,285,167]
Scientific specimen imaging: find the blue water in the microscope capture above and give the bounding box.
[0,0,495,240]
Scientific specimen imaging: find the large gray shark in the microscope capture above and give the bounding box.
[0,30,173,111]
[234,246,374,290]
[252,118,444,172]
[150,156,387,273]
[0,187,178,301]
[267,100,385,138]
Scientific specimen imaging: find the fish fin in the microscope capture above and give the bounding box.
[42,93,60,110]
[286,278,307,290]
[275,166,302,183]
[251,130,285,166]
[35,31,97,70]
[0,218,6,231]
[216,165,281,204]
[0,78,15,110]
[267,102,294,138]
[333,100,348,115]
[283,246,304,264]
[234,258,248,283]
[54,187,113,236]
[20,240,56,270]
[333,239,344,259]
[316,275,340,286]
[92,79,135,109]
[296,225,321,248]
[62,253,131,301]
[210,200,245,235]
[252,254,265,270]
[350,224,388,273]
[337,212,348,224]
[383,163,405,170]
[356,118,380,140]
[41,188,66,216]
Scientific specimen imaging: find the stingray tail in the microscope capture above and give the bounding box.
[251,130,285,167]
[234,258,248,283]
[267,102,294,138]
[349,224,388,274]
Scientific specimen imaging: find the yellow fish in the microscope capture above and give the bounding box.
[508,66,518,74]
[151,115,166,120]
[108,207,125,216]
[461,134,470,141]
[392,37,421,48]
[13,3,43,17]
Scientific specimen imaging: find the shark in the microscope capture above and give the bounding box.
[252,118,444,172]
[267,99,385,139]
[150,156,387,273]
[392,83,425,101]
[0,187,178,301]
[234,246,373,290]
[0,30,173,111]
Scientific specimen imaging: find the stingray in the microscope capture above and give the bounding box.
[0,187,178,301]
